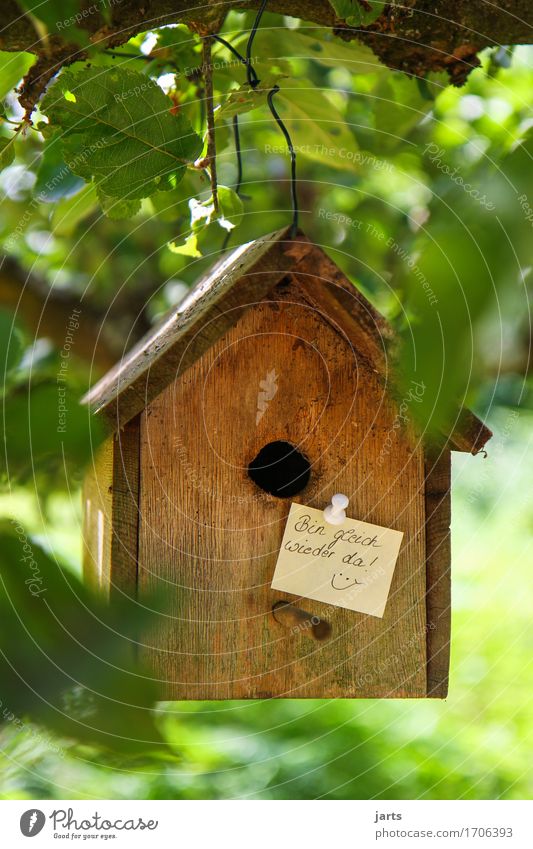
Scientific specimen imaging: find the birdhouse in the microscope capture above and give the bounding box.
[82,229,491,700]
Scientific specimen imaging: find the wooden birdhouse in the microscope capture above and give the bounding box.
[82,228,491,700]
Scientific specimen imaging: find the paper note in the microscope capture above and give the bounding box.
[271,503,404,618]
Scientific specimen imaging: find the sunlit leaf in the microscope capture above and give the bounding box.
[217,73,289,120]
[168,232,201,257]
[0,50,35,99]
[217,185,244,230]
[256,27,385,74]
[152,24,201,76]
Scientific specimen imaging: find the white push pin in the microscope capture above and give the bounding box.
[323,493,349,526]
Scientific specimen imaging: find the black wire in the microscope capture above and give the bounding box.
[222,115,244,250]
[214,0,299,244]
[212,35,246,67]
[212,35,260,87]
[232,115,243,196]
[267,85,299,237]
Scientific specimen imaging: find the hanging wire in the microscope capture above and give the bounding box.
[267,85,299,236]
[212,34,246,64]
[212,35,260,88]
[232,115,244,196]
[211,33,250,213]
[214,0,299,244]
[222,115,244,250]
[246,0,269,88]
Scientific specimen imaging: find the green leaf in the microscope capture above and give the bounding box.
[277,80,360,171]
[168,232,201,257]
[217,185,244,230]
[97,187,142,219]
[0,523,163,750]
[0,135,16,168]
[0,50,35,100]
[372,74,436,150]
[329,1,383,26]
[257,26,385,74]
[396,135,533,434]
[41,67,202,201]
[168,184,244,257]
[149,184,193,222]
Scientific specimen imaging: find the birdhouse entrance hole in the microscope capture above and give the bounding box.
[248,440,311,498]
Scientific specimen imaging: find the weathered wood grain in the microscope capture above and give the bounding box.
[137,275,428,699]
[109,416,141,599]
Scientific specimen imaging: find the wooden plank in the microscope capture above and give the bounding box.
[82,435,113,595]
[81,418,140,600]
[424,448,452,698]
[137,276,428,699]
[290,244,392,375]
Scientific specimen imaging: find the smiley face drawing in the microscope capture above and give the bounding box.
[331,572,362,590]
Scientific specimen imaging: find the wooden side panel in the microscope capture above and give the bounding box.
[109,416,141,599]
[138,279,428,699]
[82,417,140,599]
[82,436,114,595]
[425,449,452,698]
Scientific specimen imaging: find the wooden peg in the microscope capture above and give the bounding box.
[272,601,331,641]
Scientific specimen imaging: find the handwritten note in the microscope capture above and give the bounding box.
[271,503,403,618]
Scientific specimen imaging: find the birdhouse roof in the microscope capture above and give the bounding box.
[83,227,491,455]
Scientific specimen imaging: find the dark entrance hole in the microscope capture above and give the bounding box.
[248,440,311,498]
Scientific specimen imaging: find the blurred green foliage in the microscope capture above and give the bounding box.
[0,521,163,751]
[0,10,531,800]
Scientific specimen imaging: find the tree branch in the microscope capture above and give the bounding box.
[2,1,532,111]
